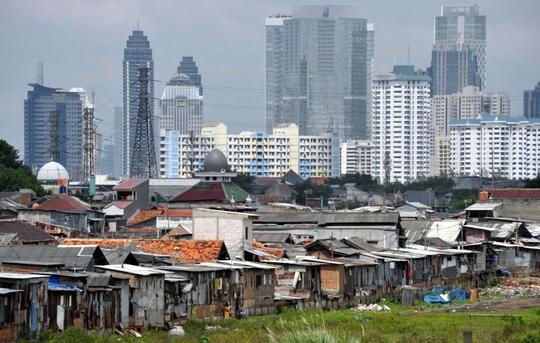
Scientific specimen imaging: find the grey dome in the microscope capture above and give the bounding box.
[203,149,229,172]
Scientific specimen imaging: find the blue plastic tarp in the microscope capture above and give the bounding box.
[448,288,470,301]
[423,294,449,304]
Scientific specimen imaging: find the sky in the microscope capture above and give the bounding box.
[0,0,539,155]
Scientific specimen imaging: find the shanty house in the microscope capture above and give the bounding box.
[254,212,403,250]
[96,264,171,328]
[0,272,49,340]
[0,245,109,272]
[0,220,55,246]
[18,195,104,236]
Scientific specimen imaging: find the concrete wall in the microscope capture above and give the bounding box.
[192,209,255,260]
[498,199,540,221]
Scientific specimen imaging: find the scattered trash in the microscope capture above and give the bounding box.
[206,325,223,331]
[169,326,185,337]
[352,303,391,312]
[424,288,470,304]
[129,329,142,338]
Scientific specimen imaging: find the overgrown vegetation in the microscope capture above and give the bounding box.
[35,306,540,343]
[449,189,479,210]
[0,139,44,196]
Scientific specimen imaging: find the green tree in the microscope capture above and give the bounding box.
[525,175,540,188]
[0,139,45,195]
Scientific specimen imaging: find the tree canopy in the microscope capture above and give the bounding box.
[0,140,45,195]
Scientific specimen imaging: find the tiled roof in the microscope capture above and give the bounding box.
[482,188,540,200]
[61,238,228,263]
[160,208,192,218]
[171,182,227,202]
[113,178,146,192]
[252,240,286,260]
[36,195,91,212]
[128,208,163,225]
[127,208,192,226]
[108,201,131,209]
[0,220,55,243]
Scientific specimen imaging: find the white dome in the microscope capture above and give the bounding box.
[37,161,70,181]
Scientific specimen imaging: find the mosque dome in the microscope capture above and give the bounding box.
[203,149,229,173]
[37,161,69,181]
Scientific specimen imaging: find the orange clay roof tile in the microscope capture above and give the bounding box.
[61,238,227,263]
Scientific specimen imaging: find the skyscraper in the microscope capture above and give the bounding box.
[524,82,540,118]
[177,56,202,95]
[430,5,486,95]
[265,6,372,140]
[158,67,203,135]
[371,66,432,183]
[24,84,88,180]
[122,29,154,177]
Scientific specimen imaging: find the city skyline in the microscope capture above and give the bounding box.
[1,0,539,156]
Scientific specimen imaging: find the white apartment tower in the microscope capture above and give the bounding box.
[340,140,373,175]
[432,86,510,175]
[450,115,540,179]
[160,123,339,179]
[371,65,432,184]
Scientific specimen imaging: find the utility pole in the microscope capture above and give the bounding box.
[130,66,158,178]
[384,150,391,185]
[83,106,96,181]
[48,110,60,162]
[188,129,195,176]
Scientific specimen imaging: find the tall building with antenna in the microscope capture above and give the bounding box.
[122,28,154,177]
[430,5,486,95]
[159,58,203,135]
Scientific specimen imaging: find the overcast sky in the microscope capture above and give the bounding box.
[1,0,539,154]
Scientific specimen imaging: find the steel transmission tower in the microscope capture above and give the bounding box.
[48,110,60,161]
[83,106,96,180]
[130,66,157,178]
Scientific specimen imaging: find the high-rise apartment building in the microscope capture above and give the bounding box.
[524,82,540,118]
[430,5,486,95]
[340,140,373,175]
[24,84,89,180]
[265,6,373,140]
[371,65,432,184]
[432,86,510,138]
[158,66,203,135]
[159,123,339,179]
[122,29,154,177]
[449,115,540,179]
[431,86,510,176]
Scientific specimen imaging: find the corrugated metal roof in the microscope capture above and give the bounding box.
[524,223,540,237]
[113,178,146,192]
[0,288,22,295]
[426,220,462,243]
[96,264,172,276]
[0,220,55,243]
[0,272,49,280]
[465,203,502,211]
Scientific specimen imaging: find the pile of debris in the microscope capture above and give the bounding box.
[352,303,391,312]
[480,277,540,299]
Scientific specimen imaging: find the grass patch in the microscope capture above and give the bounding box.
[34,306,540,343]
